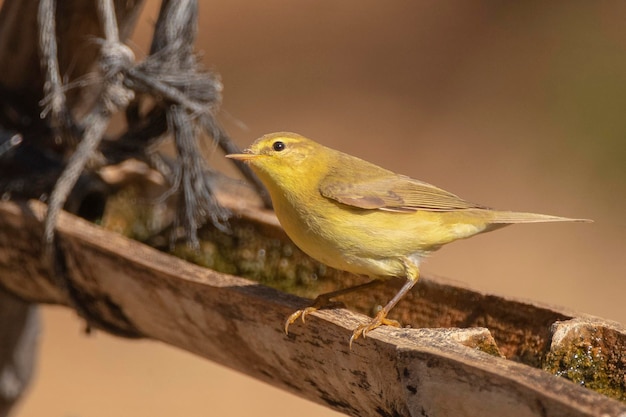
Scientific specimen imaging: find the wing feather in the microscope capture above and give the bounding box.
[319,172,487,212]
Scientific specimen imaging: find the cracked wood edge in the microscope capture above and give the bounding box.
[0,200,624,417]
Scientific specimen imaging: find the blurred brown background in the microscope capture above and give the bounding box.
[15,1,626,416]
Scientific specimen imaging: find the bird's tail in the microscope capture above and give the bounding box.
[489,211,592,224]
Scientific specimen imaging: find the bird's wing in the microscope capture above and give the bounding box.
[319,173,487,212]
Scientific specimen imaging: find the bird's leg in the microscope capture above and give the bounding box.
[349,259,420,348]
[284,279,386,334]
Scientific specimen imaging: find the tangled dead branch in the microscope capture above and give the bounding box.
[0,0,268,334]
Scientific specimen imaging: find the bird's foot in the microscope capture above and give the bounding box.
[349,311,400,349]
[284,307,317,334]
[284,298,344,334]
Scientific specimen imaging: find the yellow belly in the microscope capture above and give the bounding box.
[272,190,490,278]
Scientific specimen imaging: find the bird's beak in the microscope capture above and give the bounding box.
[225,152,263,161]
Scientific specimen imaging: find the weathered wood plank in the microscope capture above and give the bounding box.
[0,199,624,417]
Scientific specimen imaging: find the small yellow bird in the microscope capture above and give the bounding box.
[227,132,590,346]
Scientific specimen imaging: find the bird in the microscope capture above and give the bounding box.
[226,132,590,346]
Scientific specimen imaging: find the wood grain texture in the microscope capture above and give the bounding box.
[0,200,624,417]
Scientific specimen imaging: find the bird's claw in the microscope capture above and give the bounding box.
[348,313,400,349]
[284,306,319,334]
[284,297,345,334]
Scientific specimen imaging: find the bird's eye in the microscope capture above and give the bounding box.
[272,141,286,152]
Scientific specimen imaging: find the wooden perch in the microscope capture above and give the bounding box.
[0,1,616,415]
[0,197,625,417]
